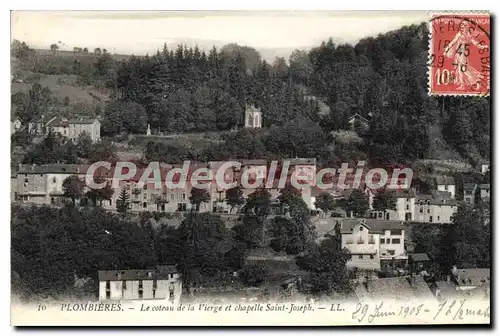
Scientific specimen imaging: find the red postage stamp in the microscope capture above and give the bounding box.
[429,12,490,96]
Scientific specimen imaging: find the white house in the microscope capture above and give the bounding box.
[334,218,407,272]
[68,118,101,143]
[435,176,456,199]
[414,191,458,224]
[98,265,182,306]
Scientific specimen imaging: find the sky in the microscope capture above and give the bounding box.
[11,11,427,60]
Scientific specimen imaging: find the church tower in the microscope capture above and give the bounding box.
[244,104,262,128]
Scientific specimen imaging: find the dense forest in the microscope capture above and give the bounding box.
[12,22,490,167]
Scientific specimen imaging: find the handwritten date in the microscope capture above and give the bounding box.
[352,301,424,323]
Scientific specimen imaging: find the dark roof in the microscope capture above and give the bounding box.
[435,176,455,185]
[339,218,405,234]
[393,188,417,198]
[409,253,430,262]
[17,164,88,174]
[68,118,98,125]
[416,192,458,206]
[48,116,69,127]
[453,268,490,287]
[287,158,317,166]
[349,113,369,123]
[241,159,267,166]
[436,281,490,301]
[32,116,56,124]
[98,265,178,281]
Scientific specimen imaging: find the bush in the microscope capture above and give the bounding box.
[239,264,268,287]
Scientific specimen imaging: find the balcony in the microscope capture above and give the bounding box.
[357,240,365,244]
[346,240,353,244]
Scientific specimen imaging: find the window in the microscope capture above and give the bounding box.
[358,255,363,259]
[378,212,383,218]
[143,184,147,190]
[182,193,186,201]
[427,208,430,213]
[169,287,175,301]
[392,238,401,244]
[106,281,110,290]
[143,202,147,208]
[138,280,143,299]
[387,250,395,256]
[153,280,157,298]
[122,281,127,290]
[437,216,440,221]
[429,216,433,223]
[359,227,364,231]
[406,205,409,210]
[444,185,448,190]
[419,207,423,213]
[385,239,391,244]
[147,272,152,278]
[380,238,385,244]
[370,255,374,259]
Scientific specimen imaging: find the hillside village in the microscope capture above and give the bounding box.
[10,23,490,308]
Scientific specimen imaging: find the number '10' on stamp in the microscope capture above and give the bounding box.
[428,12,490,96]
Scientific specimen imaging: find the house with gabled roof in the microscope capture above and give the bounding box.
[330,218,407,273]
[68,117,101,143]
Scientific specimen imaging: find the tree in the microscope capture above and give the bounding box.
[50,43,59,53]
[278,183,302,205]
[94,48,102,56]
[296,234,351,296]
[76,132,93,158]
[88,140,117,163]
[189,187,210,212]
[372,190,397,212]
[240,264,268,287]
[269,193,316,255]
[244,187,271,217]
[116,188,131,216]
[337,189,369,218]
[232,215,263,248]
[243,188,272,247]
[62,175,85,205]
[86,177,114,206]
[176,212,233,285]
[63,96,70,106]
[226,186,244,213]
[315,192,336,215]
[83,47,88,54]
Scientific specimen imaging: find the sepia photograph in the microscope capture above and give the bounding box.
[9,9,491,326]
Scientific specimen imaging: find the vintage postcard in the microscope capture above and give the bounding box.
[10,10,491,326]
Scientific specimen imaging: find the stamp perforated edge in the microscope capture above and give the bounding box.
[427,11,491,97]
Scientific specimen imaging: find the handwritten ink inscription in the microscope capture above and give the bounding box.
[351,300,489,324]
